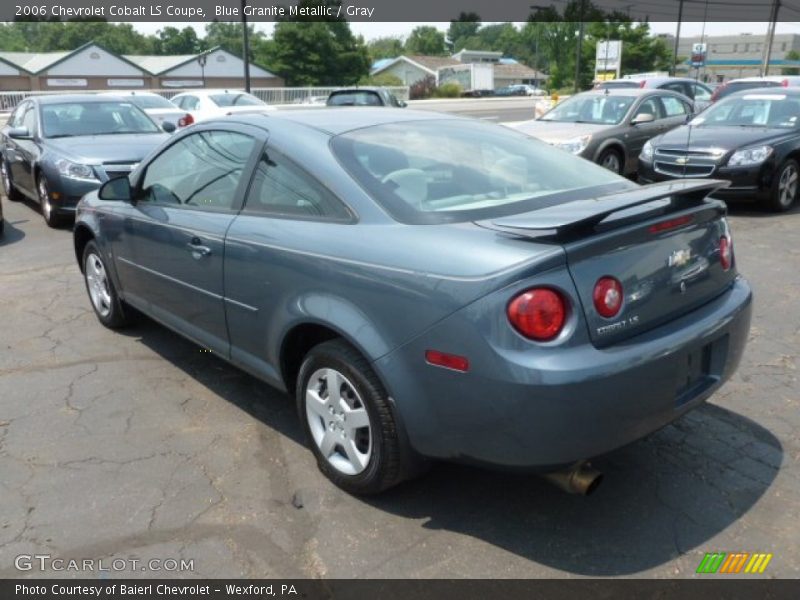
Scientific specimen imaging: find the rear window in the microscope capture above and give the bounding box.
[128,95,177,109]
[41,101,161,138]
[331,120,630,224]
[327,91,383,106]
[718,81,781,100]
[597,81,639,89]
[209,93,264,107]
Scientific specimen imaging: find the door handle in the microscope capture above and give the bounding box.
[187,237,212,259]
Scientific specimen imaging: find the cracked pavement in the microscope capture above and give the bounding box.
[0,195,798,579]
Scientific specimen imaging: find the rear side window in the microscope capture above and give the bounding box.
[139,130,256,210]
[660,95,689,117]
[243,151,352,221]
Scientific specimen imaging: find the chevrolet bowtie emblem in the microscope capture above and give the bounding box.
[675,156,689,165]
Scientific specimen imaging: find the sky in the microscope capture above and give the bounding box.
[130,21,800,41]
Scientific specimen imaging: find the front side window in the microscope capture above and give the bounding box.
[41,101,160,138]
[21,106,36,134]
[633,97,664,120]
[9,102,29,127]
[693,83,712,101]
[332,120,630,224]
[244,151,351,221]
[140,130,256,210]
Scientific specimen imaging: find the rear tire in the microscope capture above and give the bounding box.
[767,159,799,212]
[598,148,623,175]
[0,158,23,202]
[297,339,407,494]
[82,240,129,329]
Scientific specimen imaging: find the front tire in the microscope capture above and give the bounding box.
[37,174,65,228]
[0,159,23,201]
[297,339,406,494]
[767,159,799,212]
[598,148,623,175]
[82,240,129,329]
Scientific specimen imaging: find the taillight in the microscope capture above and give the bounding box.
[710,84,725,102]
[178,113,194,127]
[720,235,732,270]
[639,80,646,88]
[649,214,693,234]
[593,277,623,318]
[507,288,567,341]
[782,78,789,87]
[425,350,469,372]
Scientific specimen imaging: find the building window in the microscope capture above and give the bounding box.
[743,43,749,52]
[733,44,738,52]
[782,42,788,52]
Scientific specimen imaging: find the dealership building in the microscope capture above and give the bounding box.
[0,42,283,92]
[659,32,800,81]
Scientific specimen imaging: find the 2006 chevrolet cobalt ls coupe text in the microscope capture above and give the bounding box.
[73,109,752,495]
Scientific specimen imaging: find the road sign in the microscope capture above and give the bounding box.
[691,43,707,67]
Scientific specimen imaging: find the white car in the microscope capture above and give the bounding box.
[100,91,192,128]
[170,90,276,123]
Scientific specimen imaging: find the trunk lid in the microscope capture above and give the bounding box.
[481,180,737,346]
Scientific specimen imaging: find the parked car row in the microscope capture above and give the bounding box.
[511,84,800,211]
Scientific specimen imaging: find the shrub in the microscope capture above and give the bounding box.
[409,75,437,99]
[433,82,462,98]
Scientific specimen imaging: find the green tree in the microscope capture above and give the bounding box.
[447,13,481,52]
[266,1,369,85]
[405,26,447,56]
[367,36,405,62]
[783,49,800,75]
[154,27,202,55]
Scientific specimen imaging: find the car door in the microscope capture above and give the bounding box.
[5,102,38,195]
[222,147,354,385]
[119,125,261,355]
[656,93,693,133]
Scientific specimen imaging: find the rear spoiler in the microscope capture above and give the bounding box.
[482,180,729,240]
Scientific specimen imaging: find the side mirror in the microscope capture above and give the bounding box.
[162,120,176,133]
[7,126,31,139]
[631,113,656,125]
[98,176,132,202]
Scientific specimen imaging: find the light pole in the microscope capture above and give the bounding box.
[197,52,208,88]
[241,0,252,92]
[672,0,684,76]
[529,5,548,87]
[574,0,587,93]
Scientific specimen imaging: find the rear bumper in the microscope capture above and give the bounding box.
[375,277,752,468]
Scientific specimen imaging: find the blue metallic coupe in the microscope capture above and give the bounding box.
[73,109,752,495]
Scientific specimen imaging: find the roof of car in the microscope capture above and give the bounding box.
[222,107,468,136]
[726,86,800,98]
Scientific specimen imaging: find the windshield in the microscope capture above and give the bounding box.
[127,95,177,110]
[328,91,382,106]
[540,94,635,124]
[692,94,800,128]
[209,93,265,107]
[41,101,161,138]
[331,120,629,224]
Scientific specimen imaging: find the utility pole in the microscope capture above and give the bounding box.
[530,5,548,87]
[672,0,684,76]
[762,0,781,76]
[574,0,586,92]
[241,0,252,92]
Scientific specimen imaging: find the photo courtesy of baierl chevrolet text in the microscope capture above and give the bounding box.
[0,1,798,599]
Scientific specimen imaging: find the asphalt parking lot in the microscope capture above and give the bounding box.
[0,193,798,579]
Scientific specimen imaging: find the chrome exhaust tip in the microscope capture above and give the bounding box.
[542,462,604,496]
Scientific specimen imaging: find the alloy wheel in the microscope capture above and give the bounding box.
[0,161,10,196]
[84,253,113,318]
[778,163,798,208]
[601,152,621,174]
[304,367,372,476]
[38,177,53,222]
